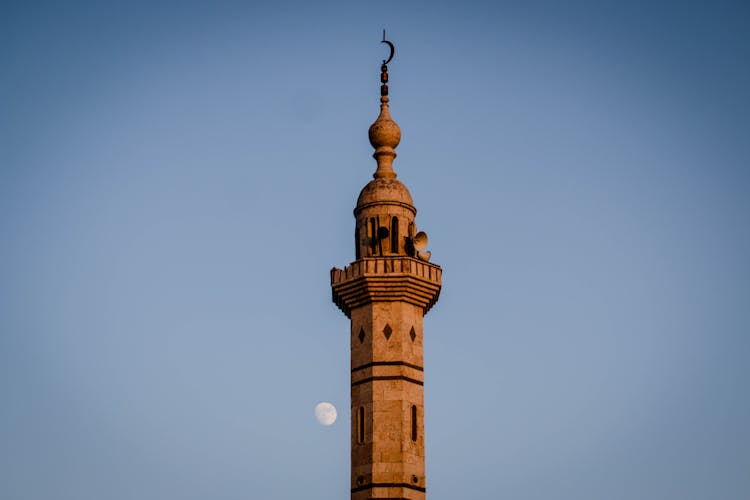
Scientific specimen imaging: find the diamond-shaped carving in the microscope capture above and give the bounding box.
[409,326,416,342]
[383,324,392,340]
[358,328,366,344]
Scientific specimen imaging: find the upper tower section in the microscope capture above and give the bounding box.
[332,34,440,318]
[352,36,430,262]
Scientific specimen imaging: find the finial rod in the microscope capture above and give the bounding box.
[380,33,394,99]
[369,33,400,179]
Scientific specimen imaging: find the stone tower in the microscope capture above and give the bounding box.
[331,41,442,500]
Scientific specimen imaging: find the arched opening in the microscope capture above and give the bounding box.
[391,216,399,253]
[355,226,361,260]
[369,218,377,255]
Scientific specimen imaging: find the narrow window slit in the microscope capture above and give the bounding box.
[358,406,365,444]
[411,405,417,442]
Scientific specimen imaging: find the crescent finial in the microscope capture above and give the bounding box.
[381,30,395,65]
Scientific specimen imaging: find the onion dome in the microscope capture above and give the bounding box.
[355,177,414,214]
[368,96,401,180]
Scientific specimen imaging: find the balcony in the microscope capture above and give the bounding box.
[331,257,442,317]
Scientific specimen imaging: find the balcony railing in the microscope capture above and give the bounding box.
[331,257,442,285]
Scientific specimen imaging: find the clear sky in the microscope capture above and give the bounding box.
[1,1,749,499]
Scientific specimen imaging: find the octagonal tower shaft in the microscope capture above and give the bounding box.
[332,257,440,499]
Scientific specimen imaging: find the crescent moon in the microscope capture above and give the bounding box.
[381,40,395,65]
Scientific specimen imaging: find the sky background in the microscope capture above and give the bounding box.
[2,1,749,499]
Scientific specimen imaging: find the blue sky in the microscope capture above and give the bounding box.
[1,1,749,499]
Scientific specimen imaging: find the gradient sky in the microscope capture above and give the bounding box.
[2,1,749,499]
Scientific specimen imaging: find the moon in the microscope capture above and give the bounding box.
[315,402,337,426]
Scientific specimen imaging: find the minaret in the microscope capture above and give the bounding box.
[331,38,442,500]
